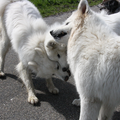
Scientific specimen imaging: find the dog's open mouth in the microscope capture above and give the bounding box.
[50,30,67,40]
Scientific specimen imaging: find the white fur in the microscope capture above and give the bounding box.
[50,8,120,47]
[45,23,68,69]
[50,1,120,109]
[0,0,69,104]
[68,0,120,120]
[99,10,120,36]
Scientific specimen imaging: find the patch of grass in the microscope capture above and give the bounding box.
[88,0,102,6]
[30,0,102,17]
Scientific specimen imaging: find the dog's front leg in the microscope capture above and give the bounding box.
[0,21,11,77]
[79,98,101,120]
[98,104,114,120]
[16,62,39,104]
[46,78,59,94]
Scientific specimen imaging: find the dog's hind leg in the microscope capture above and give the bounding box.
[16,62,39,104]
[98,104,114,120]
[0,19,10,77]
[46,78,59,94]
[80,98,101,120]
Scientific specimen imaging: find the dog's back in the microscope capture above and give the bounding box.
[68,0,120,100]
[2,0,48,52]
[99,10,120,35]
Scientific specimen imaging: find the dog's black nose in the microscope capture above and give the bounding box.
[62,67,67,72]
[64,76,69,81]
[50,30,53,36]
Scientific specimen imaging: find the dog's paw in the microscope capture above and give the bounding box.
[0,71,5,77]
[28,95,39,105]
[72,99,80,106]
[48,87,59,94]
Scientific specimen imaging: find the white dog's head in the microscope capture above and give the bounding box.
[49,11,77,46]
[45,24,70,72]
[28,60,70,81]
[53,62,70,81]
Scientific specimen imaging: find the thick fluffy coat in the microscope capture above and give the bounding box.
[50,8,120,46]
[68,0,120,120]
[0,0,69,104]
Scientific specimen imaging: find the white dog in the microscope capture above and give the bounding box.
[0,0,70,104]
[50,0,120,107]
[67,0,120,120]
[50,6,120,46]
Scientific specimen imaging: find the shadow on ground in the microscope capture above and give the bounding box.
[33,76,80,120]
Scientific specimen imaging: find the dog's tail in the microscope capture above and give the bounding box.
[0,0,20,17]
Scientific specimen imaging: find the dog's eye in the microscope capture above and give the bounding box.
[66,22,69,25]
[57,54,60,58]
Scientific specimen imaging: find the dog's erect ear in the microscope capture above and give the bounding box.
[78,0,89,15]
[46,41,57,49]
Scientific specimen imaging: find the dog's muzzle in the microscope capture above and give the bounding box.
[67,70,71,77]
[64,69,71,81]
[62,67,71,77]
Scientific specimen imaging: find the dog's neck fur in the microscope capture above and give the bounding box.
[68,9,118,51]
